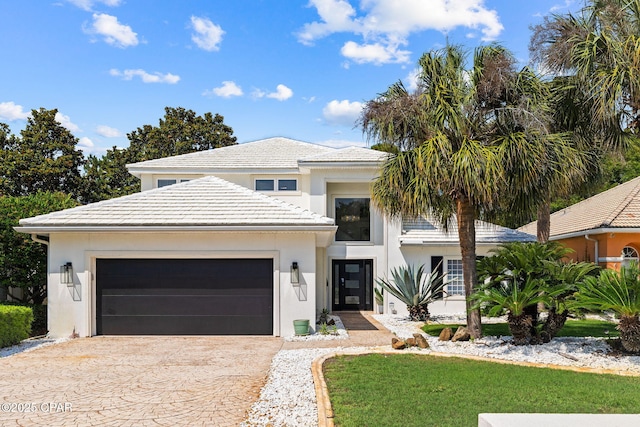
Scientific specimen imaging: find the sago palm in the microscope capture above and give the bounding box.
[376,265,445,321]
[575,264,640,353]
[362,45,586,338]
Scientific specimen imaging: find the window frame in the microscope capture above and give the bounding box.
[444,258,465,298]
[254,178,298,192]
[157,178,190,188]
[333,197,372,243]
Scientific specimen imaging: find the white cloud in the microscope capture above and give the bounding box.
[323,99,363,126]
[298,0,503,64]
[204,81,243,98]
[190,16,224,51]
[66,0,121,11]
[78,137,94,148]
[87,13,138,48]
[267,84,293,101]
[110,68,180,84]
[55,112,80,132]
[550,0,575,12]
[0,101,30,121]
[96,124,121,137]
[404,67,421,91]
[341,41,410,65]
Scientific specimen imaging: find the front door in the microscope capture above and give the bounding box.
[332,259,373,311]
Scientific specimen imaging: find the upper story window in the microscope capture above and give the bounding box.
[335,198,370,241]
[157,179,190,188]
[255,178,297,192]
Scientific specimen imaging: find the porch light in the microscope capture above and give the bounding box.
[291,262,300,284]
[60,262,73,286]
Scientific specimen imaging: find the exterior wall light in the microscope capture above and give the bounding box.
[60,262,73,286]
[291,262,300,284]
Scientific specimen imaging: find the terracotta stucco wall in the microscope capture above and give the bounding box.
[556,232,640,270]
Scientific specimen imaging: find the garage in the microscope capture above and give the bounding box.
[96,258,273,335]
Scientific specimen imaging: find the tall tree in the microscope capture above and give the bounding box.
[529,0,639,240]
[0,108,85,199]
[361,45,585,338]
[81,107,237,203]
[0,192,77,304]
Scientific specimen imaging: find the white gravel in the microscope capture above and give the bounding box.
[0,336,68,358]
[243,314,640,427]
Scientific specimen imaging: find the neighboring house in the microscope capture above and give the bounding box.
[519,176,640,270]
[16,137,534,338]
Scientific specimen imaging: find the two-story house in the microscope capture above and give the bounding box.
[17,137,534,337]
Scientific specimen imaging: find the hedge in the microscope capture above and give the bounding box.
[0,305,33,348]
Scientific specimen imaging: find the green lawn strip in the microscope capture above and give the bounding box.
[324,354,639,427]
[422,319,619,338]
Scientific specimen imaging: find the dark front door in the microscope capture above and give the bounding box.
[332,259,373,311]
[96,258,273,335]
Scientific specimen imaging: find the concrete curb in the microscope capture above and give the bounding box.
[312,347,640,427]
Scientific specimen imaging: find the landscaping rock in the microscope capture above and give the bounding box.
[406,337,416,347]
[452,326,470,342]
[438,327,453,341]
[391,337,406,349]
[414,333,429,349]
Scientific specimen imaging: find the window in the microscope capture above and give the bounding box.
[446,259,464,296]
[157,179,177,188]
[622,246,639,268]
[157,179,189,188]
[278,179,297,191]
[335,198,370,241]
[255,179,274,191]
[255,178,297,192]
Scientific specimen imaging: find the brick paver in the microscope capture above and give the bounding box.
[0,336,283,426]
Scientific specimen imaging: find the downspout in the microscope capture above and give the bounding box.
[31,234,49,246]
[585,234,598,266]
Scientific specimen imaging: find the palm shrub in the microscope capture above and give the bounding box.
[475,242,598,344]
[574,264,640,353]
[376,265,445,321]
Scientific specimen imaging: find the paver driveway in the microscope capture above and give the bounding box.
[0,336,283,426]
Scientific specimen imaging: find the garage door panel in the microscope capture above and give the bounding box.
[101,315,273,335]
[102,295,273,316]
[96,258,273,335]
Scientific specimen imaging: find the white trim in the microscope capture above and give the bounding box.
[86,250,281,337]
[599,256,622,263]
[550,228,640,240]
[16,226,338,233]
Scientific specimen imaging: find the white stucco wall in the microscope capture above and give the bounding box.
[46,231,318,338]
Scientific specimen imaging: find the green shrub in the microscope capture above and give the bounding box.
[0,305,33,347]
[1,302,47,336]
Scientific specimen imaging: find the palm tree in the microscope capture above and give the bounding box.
[362,45,585,338]
[529,0,636,240]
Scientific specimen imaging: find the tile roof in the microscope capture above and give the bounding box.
[299,146,389,164]
[400,217,535,245]
[518,176,640,237]
[18,176,335,229]
[127,137,335,172]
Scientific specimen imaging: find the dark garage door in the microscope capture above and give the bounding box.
[96,258,273,335]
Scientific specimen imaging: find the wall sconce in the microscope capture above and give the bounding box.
[60,262,73,286]
[291,262,299,284]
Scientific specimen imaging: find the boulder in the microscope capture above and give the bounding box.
[451,326,470,342]
[438,327,453,341]
[405,337,416,347]
[414,333,429,349]
[391,337,406,350]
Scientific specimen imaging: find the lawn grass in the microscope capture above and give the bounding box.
[422,319,619,338]
[324,353,639,427]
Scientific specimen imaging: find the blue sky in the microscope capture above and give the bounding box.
[0,0,582,155]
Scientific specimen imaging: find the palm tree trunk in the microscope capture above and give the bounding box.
[536,197,551,243]
[457,196,482,339]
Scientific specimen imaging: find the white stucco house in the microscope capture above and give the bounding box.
[16,137,534,337]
